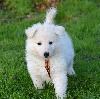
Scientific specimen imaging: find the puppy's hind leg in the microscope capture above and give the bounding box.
[67,60,76,75]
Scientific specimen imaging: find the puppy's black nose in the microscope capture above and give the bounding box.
[44,52,49,58]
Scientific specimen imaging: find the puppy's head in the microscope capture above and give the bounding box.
[25,23,65,59]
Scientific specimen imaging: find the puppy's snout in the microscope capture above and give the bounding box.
[44,52,49,58]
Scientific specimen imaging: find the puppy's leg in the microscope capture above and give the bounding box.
[52,72,67,99]
[27,63,45,89]
[67,60,76,75]
[31,75,45,90]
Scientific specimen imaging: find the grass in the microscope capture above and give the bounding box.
[0,0,100,99]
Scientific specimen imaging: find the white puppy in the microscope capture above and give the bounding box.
[25,8,75,99]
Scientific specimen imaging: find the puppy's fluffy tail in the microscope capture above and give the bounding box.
[45,7,57,24]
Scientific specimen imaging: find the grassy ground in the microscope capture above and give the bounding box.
[0,0,100,99]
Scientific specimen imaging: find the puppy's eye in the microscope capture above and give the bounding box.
[49,42,53,45]
[37,42,42,45]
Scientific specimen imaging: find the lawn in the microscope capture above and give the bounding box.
[0,0,100,99]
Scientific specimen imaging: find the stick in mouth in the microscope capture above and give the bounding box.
[45,59,51,78]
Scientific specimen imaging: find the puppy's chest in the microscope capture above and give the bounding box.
[35,60,50,75]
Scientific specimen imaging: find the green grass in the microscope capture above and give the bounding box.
[0,0,100,99]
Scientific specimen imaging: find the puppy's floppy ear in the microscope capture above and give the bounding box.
[25,23,42,38]
[55,26,65,36]
[25,27,37,38]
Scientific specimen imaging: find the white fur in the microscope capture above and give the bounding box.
[45,7,57,24]
[25,8,75,99]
